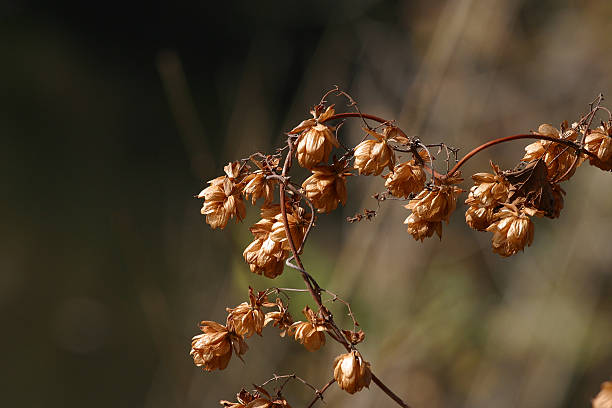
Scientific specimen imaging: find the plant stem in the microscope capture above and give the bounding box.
[278,140,411,408]
[306,378,335,408]
[445,133,598,178]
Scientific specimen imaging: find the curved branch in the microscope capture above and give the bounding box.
[445,133,598,178]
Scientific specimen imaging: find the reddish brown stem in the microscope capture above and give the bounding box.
[372,374,411,408]
[445,133,598,178]
[278,141,411,408]
[306,378,335,408]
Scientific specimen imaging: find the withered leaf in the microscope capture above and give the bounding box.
[342,329,366,345]
[503,160,558,218]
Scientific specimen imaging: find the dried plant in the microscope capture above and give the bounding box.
[191,87,612,407]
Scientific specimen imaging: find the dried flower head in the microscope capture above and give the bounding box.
[333,351,372,394]
[465,162,510,208]
[302,161,351,213]
[220,389,292,408]
[522,123,580,181]
[404,213,442,241]
[584,124,612,171]
[287,306,326,352]
[198,162,247,229]
[406,180,463,223]
[486,204,540,257]
[243,205,311,278]
[291,105,339,169]
[592,380,612,408]
[465,205,495,231]
[264,298,293,337]
[243,238,287,279]
[242,171,278,206]
[384,160,426,198]
[353,128,395,176]
[226,288,268,338]
[190,321,248,371]
[403,177,462,241]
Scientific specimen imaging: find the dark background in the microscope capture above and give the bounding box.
[2,1,612,407]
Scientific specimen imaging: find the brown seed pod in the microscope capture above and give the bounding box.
[353,128,395,176]
[384,160,426,198]
[486,204,539,257]
[592,380,612,408]
[190,321,248,371]
[243,205,311,278]
[584,124,612,171]
[198,162,247,229]
[404,213,442,241]
[333,351,372,394]
[465,162,510,208]
[287,306,326,352]
[291,105,339,169]
[302,161,351,213]
[522,123,580,181]
[465,205,495,231]
[226,288,267,338]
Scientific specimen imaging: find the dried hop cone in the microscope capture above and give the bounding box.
[465,205,495,231]
[287,306,326,352]
[302,161,351,213]
[592,380,612,408]
[264,298,293,337]
[333,351,372,394]
[243,205,310,278]
[353,127,396,176]
[220,389,292,408]
[522,123,580,181]
[198,162,247,229]
[404,213,442,242]
[584,123,612,171]
[190,321,248,371]
[384,159,426,198]
[226,288,268,338]
[486,204,540,257]
[466,162,510,208]
[404,177,463,241]
[242,170,277,206]
[290,105,339,169]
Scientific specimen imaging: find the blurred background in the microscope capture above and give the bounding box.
[2,0,612,407]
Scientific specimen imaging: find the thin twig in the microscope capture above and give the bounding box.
[445,133,598,178]
[307,378,336,408]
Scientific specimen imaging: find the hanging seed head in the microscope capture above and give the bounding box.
[242,171,277,206]
[302,160,351,213]
[190,321,247,371]
[198,162,247,229]
[406,181,463,223]
[353,128,395,176]
[584,124,612,171]
[465,205,495,231]
[333,351,372,394]
[404,213,442,241]
[384,160,426,198]
[226,288,267,338]
[465,162,510,207]
[291,105,339,169]
[486,204,539,257]
[264,298,294,337]
[243,205,311,278]
[592,380,612,408]
[287,306,326,352]
[243,238,286,279]
[522,123,580,181]
[220,389,292,408]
